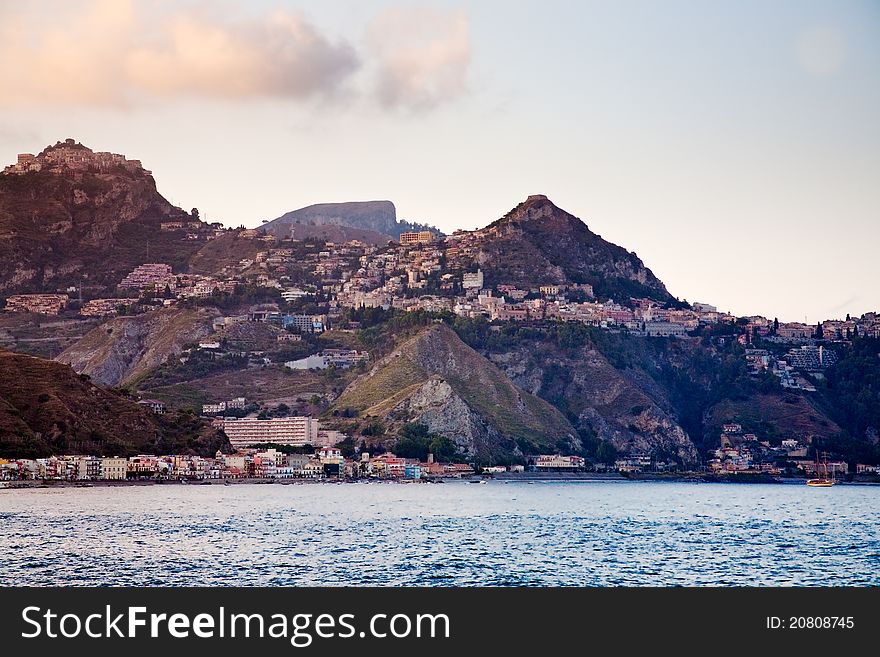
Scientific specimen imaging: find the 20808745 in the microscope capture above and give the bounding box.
[766,616,854,630]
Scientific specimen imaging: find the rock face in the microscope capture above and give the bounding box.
[472,195,673,304]
[484,335,700,466]
[332,324,579,461]
[262,200,440,240]
[56,307,218,387]
[0,140,203,294]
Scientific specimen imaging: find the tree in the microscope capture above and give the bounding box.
[596,441,618,465]
[191,208,199,220]
[394,422,462,462]
[815,322,824,340]
[773,317,779,334]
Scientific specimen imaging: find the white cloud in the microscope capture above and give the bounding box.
[367,7,471,111]
[0,1,472,113]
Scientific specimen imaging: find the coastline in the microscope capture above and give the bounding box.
[2,472,879,489]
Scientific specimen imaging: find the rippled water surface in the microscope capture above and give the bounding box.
[1,480,878,586]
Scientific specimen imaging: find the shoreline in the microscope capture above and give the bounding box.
[2,472,878,489]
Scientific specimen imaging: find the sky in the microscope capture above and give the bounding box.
[1,0,878,323]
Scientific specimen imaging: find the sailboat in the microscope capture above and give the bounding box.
[806,451,835,487]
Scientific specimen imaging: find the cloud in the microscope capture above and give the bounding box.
[367,7,471,111]
[0,0,360,108]
[796,26,847,76]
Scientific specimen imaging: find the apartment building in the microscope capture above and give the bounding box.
[4,294,69,315]
[217,416,320,449]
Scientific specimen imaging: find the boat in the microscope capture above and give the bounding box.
[806,451,835,487]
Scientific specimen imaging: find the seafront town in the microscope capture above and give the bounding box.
[0,451,598,484]
[2,445,878,484]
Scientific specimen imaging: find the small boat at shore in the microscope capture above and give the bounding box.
[806,451,835,487]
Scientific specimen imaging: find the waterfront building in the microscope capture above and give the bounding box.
[100,458,127,480]
[534,455,586,470]
[217,416,320,449]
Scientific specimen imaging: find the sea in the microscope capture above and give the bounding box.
[1,480,877,586]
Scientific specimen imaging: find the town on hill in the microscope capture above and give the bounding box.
[1,141,879,481]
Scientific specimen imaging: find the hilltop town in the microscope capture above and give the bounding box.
[1,143,879,478]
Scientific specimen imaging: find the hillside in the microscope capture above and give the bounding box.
[262,200,439,241]
[0,350,227,458]
[468,322,699,465]
[331,323,579,461]
[453,318,850,465]
[188,231,268,276]
[0,139,206,294]
[471,195,673,304]
[56,307,219,387]
[704,394,840,446]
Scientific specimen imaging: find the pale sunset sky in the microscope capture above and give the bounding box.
[1,0,878,323]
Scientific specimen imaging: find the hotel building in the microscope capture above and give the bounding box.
[217,416,320,449]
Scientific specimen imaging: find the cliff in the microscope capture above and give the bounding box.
[331,323,579,461]
[56,307,219,387]
[0,140,205,294]
[262,200,440,241]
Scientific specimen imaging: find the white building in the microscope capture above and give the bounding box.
[217,416,320,449]
[462,269,484,290]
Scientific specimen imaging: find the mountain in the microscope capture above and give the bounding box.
[0,350,227,458]
[331,323,579,461]
[467,195,673,304]
[0,139,206,294]
[56,307,219,387]
[261,200,440,241]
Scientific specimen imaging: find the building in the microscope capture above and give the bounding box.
[100,458,128,480]
[777,323,812,340]
[462,269,484,290]
[137,399,166,414]
[283,314,326,333]
[3,141,148,175]
[399,231,434,246]
[281,288,311,302]
[285,349,368,370]
[80,298,130,317]
[118,263,173,290]
[785,345,837,373]
[643,321,689,337]
[217,416,320,449]
[3,294,69,315]
[316,429,345,447]
[534,455,586,469]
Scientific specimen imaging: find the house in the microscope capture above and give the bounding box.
[138,399,166,414]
